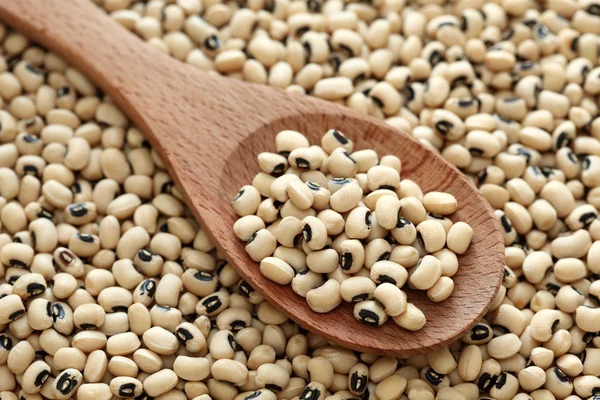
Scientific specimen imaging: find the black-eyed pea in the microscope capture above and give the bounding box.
[374,195,401,230]
[244,229,277,262]
[340,277,375,303]
[6,339,35,375]
[539,181,575,218]
[259,257,295,285]
[53,347,86,372]
[400,197,427,225]
[149,304,182,332]
[0,242,34,268]
[255,363,290,392]
[292,269,323,298]
[367,165,400,192]
[329,182,362,213]
[73,303,105,330]
[274,216,302,247]
[0,294,25,324]
[143,369,179,397]
[575,306,600,332]
[306,279,342,313]
[211,359,248,386]
[105,331,141,356]
[427,277,454,303]
[530,309,561,342]
[554,258,586,283]
[28,217,57,253]
[175,321,206,353]
[27,298,53,331]
[431,249,458,278]
[388,245,419,268]
[445,222,472,255]
[373,283,406,317]
[415,220,446,253]
[409,255,441,291]
[364,238,391,269]
[172,355,210,382]
[504,202,533,235]
[275,130,309,156]
[21,360,51,395]
[12,272,45,299]
[53,247,84,278]
[551,229,592,259]
[41,179,72,209]
[51,368,82,400]
[109,377,143,398]
[393,303,425,331]
[68,233,100,257]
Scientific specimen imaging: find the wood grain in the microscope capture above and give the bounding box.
[0,0,505,356]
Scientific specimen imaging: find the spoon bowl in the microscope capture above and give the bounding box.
[0,0,505,355]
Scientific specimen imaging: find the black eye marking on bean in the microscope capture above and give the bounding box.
[245,391,262,400]
[76,233,95,243]
[477,168,488,184]
[8,309,24,321]
[477,372,497,391]
[261,383,282,392]
[303,224,313,242]
[9,259,27,268]
[138,249,154,263]
[227,333,238,350]
[238,281,254,297]
[0,335,12,350]
[567,151,578,164]
[56,86,70,97]
[435,121,453,136]
[204,34,221,50]
[580,212,597,227]
[587,4,600,15]
[68,203,88,217]
[500,215,512,233]
[494,372,507,389]
[378,274,396,285]
[194,271,214,282]
[468,147,484,156]
[38,208,54,219]
[230,319,247,331]
[247,231,258,245]
[351,293,369,302]
[377,251,390,261]
[471,323,491,341]
[202,295,223,313]
[79,323,97,330]
[23,134,39,143]
[139,279,156,297]
[350,371,367,393]
[119,383,138,397]
[272,163,286,176]
[112,306,129,313]
[551,318,560,333]
[378,185,395,191]
[358,309,380,325]
[51,303,66,321]
[176,327,193,344]
[56,372,79,395]
[34,369,50,387]
[295,157,310,169]
[424,368,445,386]
[340,252,353,271]
[306,181,320,191]
[300,386,322,400]
[27,283,45,296]
[238,188,255,204]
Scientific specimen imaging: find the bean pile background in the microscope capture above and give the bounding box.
[0,0,599,398]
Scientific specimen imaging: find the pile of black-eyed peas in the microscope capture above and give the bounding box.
[232,128,472,330]
[0,0,599,398]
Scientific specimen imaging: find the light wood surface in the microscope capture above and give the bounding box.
[0,0,505,356]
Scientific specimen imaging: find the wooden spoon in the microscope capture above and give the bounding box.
[0,0,504,356]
